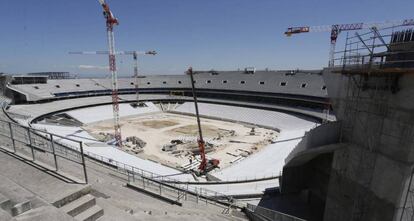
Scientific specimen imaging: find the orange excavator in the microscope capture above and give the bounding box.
[187,67,220,175]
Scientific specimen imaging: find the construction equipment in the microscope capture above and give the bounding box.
[130,50,156,107]
[97,0,122,147]
[186,67,220,175]
[285,19,414,67]
[69,50,157,106]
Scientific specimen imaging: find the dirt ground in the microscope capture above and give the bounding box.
[83,113,278,170]
[140,120,179,129]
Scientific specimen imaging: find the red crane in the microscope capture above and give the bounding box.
[285,19,414,67]
[98,0,122,146]
[186,67,220,175]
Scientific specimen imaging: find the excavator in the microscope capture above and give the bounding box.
[187,67,220,175]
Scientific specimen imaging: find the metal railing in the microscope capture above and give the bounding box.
[0,118,88,184]
[333,24,414,70]
[246,203,306,221]
[83,149,244,210]
[0,102,254,211]
[0,106,243,211]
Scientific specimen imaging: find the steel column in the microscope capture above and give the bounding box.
[79,142,88,184]
[50,135,58,171]
[27,127,35,161]
[8,122,16,153]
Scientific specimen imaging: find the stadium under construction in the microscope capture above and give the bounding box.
[0,1,414,221]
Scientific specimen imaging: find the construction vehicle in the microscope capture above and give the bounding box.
[186,67,220,175]
[285,19,414,67]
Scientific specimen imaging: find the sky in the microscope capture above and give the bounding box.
[0,0,413,77]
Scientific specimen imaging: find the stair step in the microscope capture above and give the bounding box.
[11,200,32,216]
[0,193,12,211]
[53,185,92,208]
[74,205,103,221]
[61,194,96,217]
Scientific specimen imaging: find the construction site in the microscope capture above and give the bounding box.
[83,111,278,171]
[0,0,414,220]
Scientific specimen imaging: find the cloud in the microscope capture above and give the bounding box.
[78,65,109,70]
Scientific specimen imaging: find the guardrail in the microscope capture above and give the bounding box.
[0,102,254,210]
[2,105,247,210]
[0,118,88,184]
[83,149,245,210]
[333,24,414,69]
[246,203,306,221]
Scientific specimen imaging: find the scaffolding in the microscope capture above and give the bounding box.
[333,24,414,76]
[332,24,414,221]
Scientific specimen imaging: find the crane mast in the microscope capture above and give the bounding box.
[186,67,220,174]
[131,50,157,106]
[133,52,139,105]
[69,50,157,106]
[186,67,207,172]
[98,0,122,147]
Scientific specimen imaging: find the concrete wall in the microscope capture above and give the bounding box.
[284,121,341,165]
[322,68,414,221]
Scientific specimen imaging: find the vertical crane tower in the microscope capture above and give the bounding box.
[131,50,157,105]
[69,50,157,106]
[98,0,122,146]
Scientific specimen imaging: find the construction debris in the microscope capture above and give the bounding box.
[126,136,146,148]
[97,132,115,142]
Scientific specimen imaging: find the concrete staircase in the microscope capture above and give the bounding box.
[59,193,103,221]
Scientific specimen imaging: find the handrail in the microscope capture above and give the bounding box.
[0,118,84,143]
[1,102,265,208]
[82,148,246,208]
[246,203,307,221]
[1,105,246,207]
[0,104,88,182]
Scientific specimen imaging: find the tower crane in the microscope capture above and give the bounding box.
[186,67,220,175]
[130,50,157,107]
[69,50,157,106]
[97,0,122,146]
[285,19,414,67]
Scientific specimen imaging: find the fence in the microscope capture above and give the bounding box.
[246,203,306,221]
[1,108,246,211]
[83,149,244,211]
[0,111,244,212]
[0,118,88,184]
[0,103,251,211]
